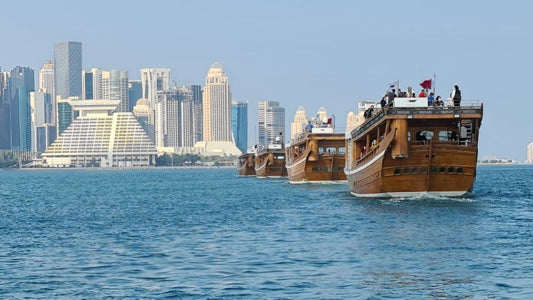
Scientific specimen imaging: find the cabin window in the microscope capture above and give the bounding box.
[430,166,437,173]
[439,167,445,173]
[318,147,324,154]
[404,168,410,174]
[394,168,401,175]
[276,155,284,160]
[439,130,458,141]
[326,147,336,154]
[338,147,346,154]
[416,130,434,142]
[407,132,411,141]
[448,167,454,173]
[456,167,463,174]
[420,167,427,174]
[412,168,418,174]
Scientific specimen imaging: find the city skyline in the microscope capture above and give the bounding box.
[2,1,533,160]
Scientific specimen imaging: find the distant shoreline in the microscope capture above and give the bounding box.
[2,166,237,171]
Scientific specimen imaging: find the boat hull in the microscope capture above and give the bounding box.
[286,133,346,184]
[237,153,256,176]
[255,150,287,178]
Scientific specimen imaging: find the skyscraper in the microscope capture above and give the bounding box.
[8,66,35,150]
[191,84,203,143]
[140,68,170,109]
[0,69,10,149]
[156,87,195,149]
[290,106,308,141]
[102,70,128,112]
[258,100,285,147]
[30,91,52,152]
[54,41,82,98]
[527,142,533,163]
[232,101,248,152]
[39,60,55,125]
[202,62,232,142]
[128,80,142,112]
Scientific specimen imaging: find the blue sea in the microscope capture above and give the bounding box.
[0,165,532,299]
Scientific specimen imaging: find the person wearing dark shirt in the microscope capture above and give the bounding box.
[451,85,462,106]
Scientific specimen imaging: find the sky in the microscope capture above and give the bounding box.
[1,0,532,160]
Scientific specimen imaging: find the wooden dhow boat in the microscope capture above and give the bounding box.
[285,117,346,184]
[255,138,287,178]
[345,96,483,197]
[237,150,256,176]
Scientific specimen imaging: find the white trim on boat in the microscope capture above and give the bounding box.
[289,180,347,185]
[350,190,468,198]
[344,150,385,175]
[285,157,306,169]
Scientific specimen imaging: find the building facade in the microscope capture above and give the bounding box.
[54,41,82,99]
[128,80,142,112]
[30,91,53,153]
[232,101,248,152]
[39,60,55,125]
[258,100,285,147]
[7,66,35,150]
[191,84,203,143]
[290,106,308,141]
[527,142,533,163]
[202,62,232,142]
[140,68,170,109]
[42,100,157,167]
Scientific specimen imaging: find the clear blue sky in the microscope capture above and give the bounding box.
[2,0,532,160]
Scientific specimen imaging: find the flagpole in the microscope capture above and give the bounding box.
[433,73,436,95]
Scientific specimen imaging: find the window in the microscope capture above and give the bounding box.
[412,168,418,174]
[394,168,401,175]
[338,147,346,154]
[318,147,324,154]
[448,167,454,173]
[456,167,463,174]
[326,147,336,154]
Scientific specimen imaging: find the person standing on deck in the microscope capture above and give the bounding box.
[451,85,462,106]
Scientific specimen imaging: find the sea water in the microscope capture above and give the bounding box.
[0,165,531,299]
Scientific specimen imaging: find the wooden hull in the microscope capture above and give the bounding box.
[345,104,483,198]
[346,141,477,197]
[286,133,346,183]
[237,153,255,176]
[255,150,287,178]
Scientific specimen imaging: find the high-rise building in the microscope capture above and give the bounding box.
[39,60,55,125]
[191,84,203,143]
[202,62,232,142]
[232,101,248,152]
[82,69,94,99]
[7,66,35,150]
[54,41,82,98]
[527,142,533,163]
[128,80,142,112]
[258,100,285,147]
[290,106,308,141]
[0,69,9,149]
[346,111,359,132]
[156,87,195,149]
[140,68,170,109]
[82,68,128,112]
[102,70,128,112]
[30,91,52,152]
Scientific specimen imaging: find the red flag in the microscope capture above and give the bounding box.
[420,79,432,89]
